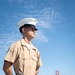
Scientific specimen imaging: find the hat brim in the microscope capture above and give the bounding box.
[24,24,38,31]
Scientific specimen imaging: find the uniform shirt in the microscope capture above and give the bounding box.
[4,39,42,75]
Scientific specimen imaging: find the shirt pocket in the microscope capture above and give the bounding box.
[31,52,38,68]
[31,49,38,61]
[32,54,38,61]
[18,53,25,67]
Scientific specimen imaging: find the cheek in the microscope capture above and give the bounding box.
[28,31,35,37]
[28,31,33,35]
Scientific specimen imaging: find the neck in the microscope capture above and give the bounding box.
[23,36,32,44]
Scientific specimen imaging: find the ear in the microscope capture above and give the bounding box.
[22,27,25,33]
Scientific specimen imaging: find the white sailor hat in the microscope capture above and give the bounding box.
[17,18,38,30]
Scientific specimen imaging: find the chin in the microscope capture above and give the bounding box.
[32,36,35,38]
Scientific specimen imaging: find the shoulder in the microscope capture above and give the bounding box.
[8,40,21,52]
[10,40,21,48]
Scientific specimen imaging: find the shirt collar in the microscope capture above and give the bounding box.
[20,39,37,50]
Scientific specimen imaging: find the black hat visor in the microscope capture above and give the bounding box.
[24,24,38,31]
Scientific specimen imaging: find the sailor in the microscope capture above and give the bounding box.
[3,18,42,75]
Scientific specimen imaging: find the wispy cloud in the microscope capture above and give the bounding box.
[36,8,62,29]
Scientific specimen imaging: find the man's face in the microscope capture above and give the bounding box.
[24,27,36,39]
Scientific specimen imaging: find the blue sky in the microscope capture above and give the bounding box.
[0,0,75,75]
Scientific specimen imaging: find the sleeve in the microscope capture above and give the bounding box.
[4,43,19,63]
[37,51,42,67]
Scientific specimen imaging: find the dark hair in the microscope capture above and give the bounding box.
[19,25,25,34]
